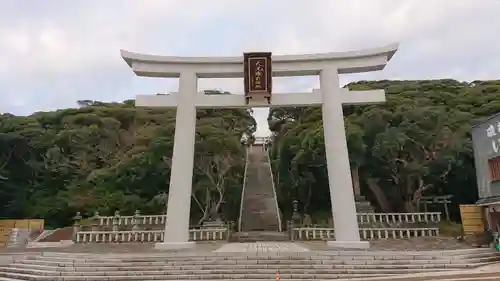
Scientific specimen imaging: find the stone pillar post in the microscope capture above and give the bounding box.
[132,209,141,231]
[287,220,294,241]
[112,211,120,232]
[91,211,100,231]
[72,212,82,241]
[156,71,197,250]
[320,67,368,249]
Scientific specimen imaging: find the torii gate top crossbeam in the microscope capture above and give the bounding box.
[121,43,398,78]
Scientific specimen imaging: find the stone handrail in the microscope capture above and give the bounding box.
[265,144,282,232]
[32,230,54,242]
[75,227,229,243]
[292,227,440,241]
[237,147,249,232]
[94,211,442,228]
[98,214,166,226]
[357,212,441,224]
[27,240,73,248]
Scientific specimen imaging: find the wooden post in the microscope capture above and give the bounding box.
[444,201,450,221]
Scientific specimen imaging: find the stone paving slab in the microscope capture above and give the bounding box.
[214,242,309,253]
[300,237,474,251]
[35,246,494,257]
[0,242,223,254]
[470,263,500,273]
[11,263,482,271]
[0,237,481,255]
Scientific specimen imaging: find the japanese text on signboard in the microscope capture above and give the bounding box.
[248,58,267,91]
[486,121,500,153]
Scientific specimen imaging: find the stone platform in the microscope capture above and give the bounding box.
[215,242,309,253]
[0,237,474,254]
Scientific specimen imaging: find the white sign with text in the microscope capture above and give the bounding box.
[486,121,500,153]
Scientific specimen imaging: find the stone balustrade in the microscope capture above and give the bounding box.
[99,214,166,226]
[72,210,233,243]
[357,212,441,224]
[71,210,443,243]
[75,227,230,243]
[292,227,440,241]
[94,211,442,228]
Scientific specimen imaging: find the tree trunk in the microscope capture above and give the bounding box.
[366,178,393,212]
[407,176,427,213]
[404,200,417,213]
[210,194,224,219]
[303,185,312,214]
[198,208,210,225]
[197,191,211,225]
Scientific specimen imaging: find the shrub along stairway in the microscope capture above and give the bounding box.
[0,248,499,280]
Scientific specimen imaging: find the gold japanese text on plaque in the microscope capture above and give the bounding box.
[244,52,272,104]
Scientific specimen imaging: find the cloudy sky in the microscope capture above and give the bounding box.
[1,0,499,136]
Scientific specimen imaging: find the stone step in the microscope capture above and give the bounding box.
[240,146,280,233]
[25,250,500,260]
[25,254,471,262]
[16,256,500,266]
[0,271,399,280]
[0,278,30,281]
[2,249,497,281]
[230,231,288,242]
[27,250,498,261]
[355,201,375,213]
[10,262,486,271]
[0,271,499,281]
[0,266,458,276]
[455,252,500,260]
[242,205,276,210]
[0,271,495,281]
[36,247,497,257]
[18,251,497,263]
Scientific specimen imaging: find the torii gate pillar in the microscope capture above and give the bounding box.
[121,43,399,249]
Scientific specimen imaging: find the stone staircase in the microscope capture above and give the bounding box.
[355,195,375,213]
[238,144,281,236]
[230,231,288,242]
[0,248,499,280]
[6,229,30,248]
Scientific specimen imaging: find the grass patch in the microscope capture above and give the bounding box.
[439,221,463,237]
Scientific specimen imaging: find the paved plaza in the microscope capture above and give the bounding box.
[214,242,310,253]
[0,237,475,254]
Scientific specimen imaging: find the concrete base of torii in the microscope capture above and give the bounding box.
[327,240,370,249]
[154,241,196,250]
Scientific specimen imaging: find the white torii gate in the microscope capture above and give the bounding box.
[121,43,399,249]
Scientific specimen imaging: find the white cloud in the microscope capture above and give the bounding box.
[0,0,499,136]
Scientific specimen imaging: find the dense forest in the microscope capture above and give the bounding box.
[270,79,500,222]
[0,96,256,227]
[1,80,499,227]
